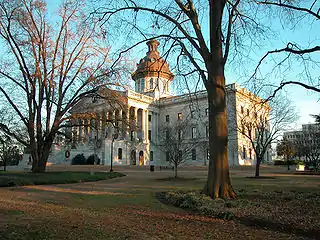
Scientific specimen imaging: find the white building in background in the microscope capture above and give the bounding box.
[52,40,271,166]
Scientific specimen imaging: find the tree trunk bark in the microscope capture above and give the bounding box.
[31,141,52,173]
[174,163,178,178]
[255,157,261,177]
[202,75,236,199]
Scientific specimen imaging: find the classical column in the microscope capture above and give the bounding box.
[145,110,149,141]
[134,107,138,139]
[141,108,146,140]
[102,112,106,139]
[80,119,85,144]
[97,113,102,139]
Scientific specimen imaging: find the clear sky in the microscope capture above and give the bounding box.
[46,0,319,128]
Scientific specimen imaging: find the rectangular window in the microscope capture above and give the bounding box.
[178,130,182,141]
[148,115,151,122]
[166,151,170,161]
[141,79,145,91]
[206,126,209,138]
[178,112,182,120]
[118,148,122,160]
[205,108,209,116]
[192,149,196,160]
[165,115,169,122]
[191,110,195,118]
[249,148,252,159]
[178,150,183,161]
[192,127,197,138]
[149,78,153,89]
[243,146,246,159]
[150,151,153,162]
[148,130,151,141]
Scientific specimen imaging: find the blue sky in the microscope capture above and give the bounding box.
[46,0,319,128]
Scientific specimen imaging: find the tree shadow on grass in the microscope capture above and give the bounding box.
[239,216,320,239]
[156,177,199,182]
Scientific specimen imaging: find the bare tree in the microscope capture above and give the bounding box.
[0,0,114,172]
[252,0,320,95]
[236,94,297,176]
[94,0,270,199]
[154,119,205,178]
[276,138,297,170]
[295,127,320,172]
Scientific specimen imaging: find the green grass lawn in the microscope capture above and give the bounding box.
[0,166,319,239]
[0,171,125,187]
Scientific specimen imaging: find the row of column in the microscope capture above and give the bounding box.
[71,106,150,144]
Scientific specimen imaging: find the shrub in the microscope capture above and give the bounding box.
[71,154,86,165]
[86,154,101,165]
[162,191,235,220]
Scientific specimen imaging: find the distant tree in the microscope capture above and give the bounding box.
[297,129,320,172]
[0,0,114,172]
[154,119,204,178]
[276,138,297,170]
[236,95,296,177]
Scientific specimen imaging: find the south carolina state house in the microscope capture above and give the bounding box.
[49,40,271,166]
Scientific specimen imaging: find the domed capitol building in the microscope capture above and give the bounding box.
[49,40,271,167]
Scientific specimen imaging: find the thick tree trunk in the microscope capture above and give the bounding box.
[255,157,262,177]
[203,75,236,199]
[31,141,52,173]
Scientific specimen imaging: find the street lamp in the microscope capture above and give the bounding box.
[106,119,119,172]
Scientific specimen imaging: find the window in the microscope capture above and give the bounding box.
[178,130,182,141]
[178,150,182,161]
[178,112,182,120]
[141,79,145,91]
[205,108,209,116]
[166,130,169,140]
[148,130,151,141]
[166,152,170,161]
[249,148,252,159]
[247,109,249,116]
[148,115,151,122]
[165,115,169,122]
[243,146,246,159]
[192,149,196,160]
[192,127,197,138]
[130,131,134,141]
[150,151,154,162]
[206,126,209,138]
[191,110,195,118]
[118,148,122,160]
[241,106,244,114]
[136,80,140,92]
[149,78,153,89]
[207,149,210,160]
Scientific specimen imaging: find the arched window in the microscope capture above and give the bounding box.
[149,78,153,89]
[118,148,122,160]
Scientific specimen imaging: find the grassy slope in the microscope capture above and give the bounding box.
[0,171,125,187]
[0,166,319,239]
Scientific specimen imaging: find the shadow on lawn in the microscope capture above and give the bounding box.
[239,217,320,239]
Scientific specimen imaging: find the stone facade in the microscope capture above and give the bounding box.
[52,40,271,166]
